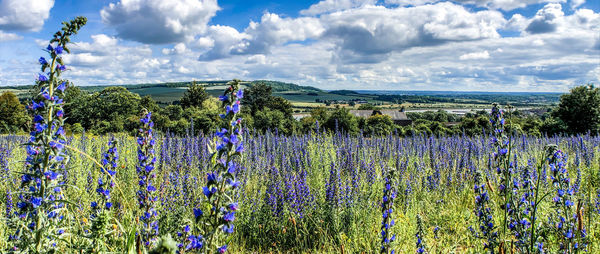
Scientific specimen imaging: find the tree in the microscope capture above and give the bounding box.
[266,96,293,117]
[553,84,600,134]
[324,106,359,134]
[310,106,329,123]
[365,114,394,136]
[358,103,377,110]
[0,91,29,132]
[254,108,292,134]
[242,82,273,115]
[180,82,209,109]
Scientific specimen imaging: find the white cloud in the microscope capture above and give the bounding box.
[231,13,324,55]
[526,3,565,34]
[384,0,566,11]
[0,0,53,39]
[459,50,490,60]
[321,3,505,63]
[197,25,249,61]
[571,0,585,8]
[100,0,220,44]
[0,30,21,41]
[300,0,377,16]
[2,0,598,92]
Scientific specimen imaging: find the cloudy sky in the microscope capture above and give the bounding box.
[0,0,598,92]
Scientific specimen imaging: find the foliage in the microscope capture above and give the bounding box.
[365,114,395,136]
[553,84,600,134]
[324,106,359,134]
[0,92,29,133]
[7,16,87,252]
[180,82,210,109]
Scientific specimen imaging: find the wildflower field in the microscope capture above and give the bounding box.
[1,16,599,254]
[1,128,600,253]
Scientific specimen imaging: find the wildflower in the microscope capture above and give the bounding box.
[38,74,48,82]
[136,110,159,247]
[415,215,427,254]
[380,168,397,254]
[56,82,66,92]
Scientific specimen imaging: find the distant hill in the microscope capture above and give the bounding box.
[249,80,322,93]
[0,80,560,107]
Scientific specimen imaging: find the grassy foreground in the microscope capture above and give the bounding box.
[0,132,599,252]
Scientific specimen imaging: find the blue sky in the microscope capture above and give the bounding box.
[0,0,599,92]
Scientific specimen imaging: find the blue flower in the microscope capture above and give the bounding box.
[55,45,63,54]
[236,89,243,99]
[217,245,227,253]
[57,82,66,92]
[194,208,203,219]
[232,103,240,114]
[31,197,42,208]
[219,95,228,101]
[223,224,234,234]
[228,203,238,211]
[39,57,47,65]
[38,74,48,82]
[223,212,235,222]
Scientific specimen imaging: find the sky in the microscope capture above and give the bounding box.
[0,0,599,92]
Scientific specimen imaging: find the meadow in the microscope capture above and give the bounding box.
[1,16,597,254]
[1,130,599,252]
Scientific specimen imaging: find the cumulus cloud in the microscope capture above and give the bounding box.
[196,13,323,60]
[459,50,490,60]
[526,3,564,34]
[384,0,566,11]
[0,30,21,41]
[521,4,599,35]
[100,0,220,44]
[63,34,161,84]
[571,0,585,9]
[2,0,598,92]
[197,25,249,61]
[300,0,377,16]
[321,3,505,63]
[232,13,324,55]
[0,0,53,39]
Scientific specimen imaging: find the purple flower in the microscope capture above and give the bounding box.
[223,212,235,222]
[236,89,243,99]
[193,208,203,219]
[57,82,66,92]
[31,197,42,208]
[217,245,227,253]
[38,74,48,82]
[232,103,240,114]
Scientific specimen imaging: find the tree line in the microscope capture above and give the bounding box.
[1,83,598,136]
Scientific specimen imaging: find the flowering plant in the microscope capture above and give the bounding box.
[177,80,244,253]
[8,16,86,252]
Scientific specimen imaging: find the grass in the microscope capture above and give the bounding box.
[0,132,598,252]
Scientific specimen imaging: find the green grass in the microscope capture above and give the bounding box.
[0,132,598,252]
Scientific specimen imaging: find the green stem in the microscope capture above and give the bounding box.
[529,155,545,253]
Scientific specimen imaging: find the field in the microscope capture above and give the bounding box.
[0,81,561,111]
[1,131,599,252]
